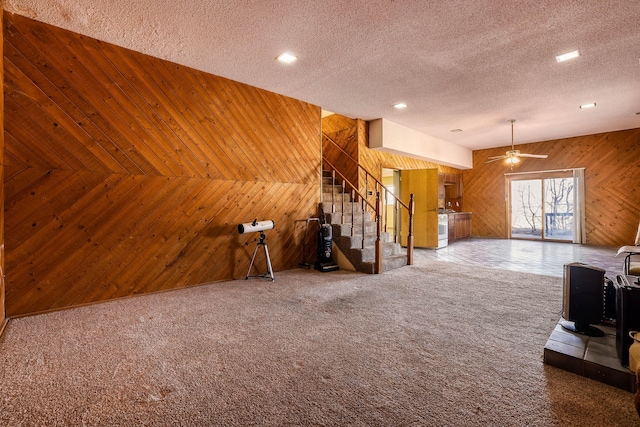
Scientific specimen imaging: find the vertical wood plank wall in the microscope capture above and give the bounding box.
[464,128,640,246]
[3,14,321,317]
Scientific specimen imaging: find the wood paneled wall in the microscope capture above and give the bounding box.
[3,14,321,317]
[321,115,360,195]
[0,6,5,329]
[464,128,640,246]
[321,132,359,191]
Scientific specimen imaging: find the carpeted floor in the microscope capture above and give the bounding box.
[0,258,638,426]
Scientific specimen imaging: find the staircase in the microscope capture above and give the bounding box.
[321,171,408,273]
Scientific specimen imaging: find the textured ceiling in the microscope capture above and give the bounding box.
[4,0,640,150]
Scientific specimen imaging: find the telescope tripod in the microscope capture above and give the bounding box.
[245,231,274,281]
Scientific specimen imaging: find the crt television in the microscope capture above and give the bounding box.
[561,262,606,336]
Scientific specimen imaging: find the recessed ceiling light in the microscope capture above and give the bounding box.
[393,103,407,109]
[556,50,580,63]
[276,52,297,64]
[580,103,596,109]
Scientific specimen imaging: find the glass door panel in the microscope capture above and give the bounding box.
[543,177,574,241]
[511,179,543,240]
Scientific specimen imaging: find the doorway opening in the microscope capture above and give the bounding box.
[382,168,401,237]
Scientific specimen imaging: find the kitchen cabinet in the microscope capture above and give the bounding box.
[448,212,472,242]
[444,174,462,198]
[453,213,472,240]
[444,174,464,211]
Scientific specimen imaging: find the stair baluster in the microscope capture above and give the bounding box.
[407,194,415,265]
[341,180,346,224]
[361,195,366,250]
[351,190,355,237]
[381,185,387,233]
[394,199,399,244]
[331,170,336,213]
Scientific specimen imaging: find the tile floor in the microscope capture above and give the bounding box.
[421,237,635,391]
[414,237,623,279]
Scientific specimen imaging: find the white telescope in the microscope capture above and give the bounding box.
[237,219,275,234]
[238,219,275,281]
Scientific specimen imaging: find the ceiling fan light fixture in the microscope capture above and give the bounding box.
[506,156,520,165]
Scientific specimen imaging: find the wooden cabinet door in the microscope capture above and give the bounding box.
[448,216,455,241]
[465,213,472,237]
[437,173,445,201]
[400,169,439,248]
[454,213,472,239]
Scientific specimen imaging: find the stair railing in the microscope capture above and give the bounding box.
[322,133,415,269]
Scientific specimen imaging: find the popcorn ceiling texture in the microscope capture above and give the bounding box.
[3,0,196,64]
[2,0,640,151]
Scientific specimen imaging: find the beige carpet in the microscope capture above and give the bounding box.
[0,257,638,426]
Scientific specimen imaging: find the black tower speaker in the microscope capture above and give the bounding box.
[615,275,640,367]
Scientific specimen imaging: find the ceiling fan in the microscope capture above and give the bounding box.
[485,119,548,166]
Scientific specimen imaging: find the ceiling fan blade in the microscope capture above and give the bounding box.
[518,153,548,158]
[485,157,507,163]
[487,155,508,160]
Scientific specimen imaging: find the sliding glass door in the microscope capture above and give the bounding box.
[508,171,576,242]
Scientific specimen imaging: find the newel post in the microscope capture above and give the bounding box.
[407,193,415,265]
[375,191,383,274]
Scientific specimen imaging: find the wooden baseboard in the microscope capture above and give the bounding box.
[7,278,232,320]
